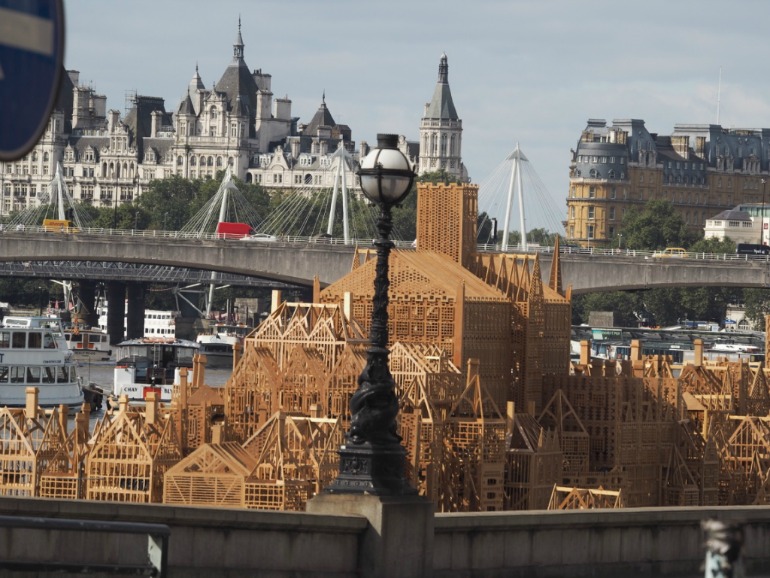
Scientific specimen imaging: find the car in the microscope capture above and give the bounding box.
[241,233,277,242]
[312,233,333,243]
[653,247,688,258]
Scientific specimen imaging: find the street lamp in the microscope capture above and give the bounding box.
[327,134,416,495]
[759,179,767,245]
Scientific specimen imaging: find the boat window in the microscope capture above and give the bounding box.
[42,367,55,383]
[0,332,9,348]
[69,333,82,343]
[11,332,25,348]
[27,367,41,383]
[28,332,42,349]
[57,366,70,383]
[43,333,55,348]
[10,367,23,383]
[0,366,8,383]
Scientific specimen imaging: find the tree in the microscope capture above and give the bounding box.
[572,291,645,327]
[137,175,200,230]
[621,199,697,250]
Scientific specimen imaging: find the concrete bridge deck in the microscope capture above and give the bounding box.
[1,229,768,292]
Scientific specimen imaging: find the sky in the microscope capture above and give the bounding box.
[63,0,770,233]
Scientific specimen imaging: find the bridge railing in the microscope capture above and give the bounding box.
[1,225,417,248]
[7,226,770,262]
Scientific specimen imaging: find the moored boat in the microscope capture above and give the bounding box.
[64,324,113,361]
[195,323,251,369]
[112,337,199,403]
[0,316,83,411]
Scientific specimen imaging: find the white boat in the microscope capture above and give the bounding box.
[0,316,83,410]
[195,323,251,369]
[63,325,113,361]
[112,337,199,403]
[97,301,178,339]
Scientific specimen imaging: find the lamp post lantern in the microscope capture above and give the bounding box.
[327,134,416,495]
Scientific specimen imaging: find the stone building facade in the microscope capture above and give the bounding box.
[566,119,770,247]
[0,25,470,220]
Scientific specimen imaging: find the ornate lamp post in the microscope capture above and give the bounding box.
[761,178,767,245]
[327,134,416,495]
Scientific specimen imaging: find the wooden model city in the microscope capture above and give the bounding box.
[3,182,770,512]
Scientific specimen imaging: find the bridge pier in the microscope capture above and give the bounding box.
[77,281,98,328]
[106,281,126,345]
[126,283,146,340]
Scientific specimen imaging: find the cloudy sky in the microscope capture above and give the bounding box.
[64,0,770,232]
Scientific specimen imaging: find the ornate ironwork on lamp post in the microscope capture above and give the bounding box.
[327,134,417,495]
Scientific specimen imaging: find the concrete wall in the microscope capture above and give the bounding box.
[1,498,770,577]
[433,506,770,578]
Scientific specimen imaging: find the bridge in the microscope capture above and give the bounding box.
[1,229,769,294]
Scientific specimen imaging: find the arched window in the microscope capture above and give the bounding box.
[190,156,196,167]
[177,156,183,166]
[216,157,223,168]
[608,170,615,179]
[209,106,217,119]
[207,156,213,167]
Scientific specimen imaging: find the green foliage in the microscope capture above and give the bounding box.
[743,288,770,327]
[689,236,735,254]
[391,187,417,241]
[137,175,200,230]
[621,199,699,250]
[571,291,645,327]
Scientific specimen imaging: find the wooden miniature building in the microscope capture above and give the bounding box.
[85,394,181,503]
[0,389,77,498]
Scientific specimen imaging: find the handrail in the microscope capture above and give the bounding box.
[5,225,770,262]
[0,514,169,576]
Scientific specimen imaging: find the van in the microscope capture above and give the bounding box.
[736,243,770,256]
[42,219,78,233]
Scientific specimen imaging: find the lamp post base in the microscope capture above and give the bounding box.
[326,442,416,496]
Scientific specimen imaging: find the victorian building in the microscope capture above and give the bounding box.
[417,53,468,182]
[0,27,471,218]
[566,119,770,247]
[0,22,364,216]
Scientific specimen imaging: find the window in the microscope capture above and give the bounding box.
[609,207,616,220]
[588,186,595,198]
[587,224,594,239]
[11,332,25,348]
[610,187,616,199]
[588,206,595,220]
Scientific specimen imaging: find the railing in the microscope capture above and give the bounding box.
[0,515,169,576]
[473,243,770,263]
[5,225,770,262]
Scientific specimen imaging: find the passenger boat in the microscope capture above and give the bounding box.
[0,316,83,410]
[63,324,112,361]
[195,323,250,369]
[112,337,199,403]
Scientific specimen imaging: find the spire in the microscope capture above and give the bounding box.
[233,17,244,61]
[438,52,448,84]
[424,53,458,120]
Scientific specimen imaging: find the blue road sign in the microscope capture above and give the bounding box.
[0,0,64,161]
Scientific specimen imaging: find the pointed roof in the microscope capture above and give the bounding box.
[303,96,336,136]
[424,53,458,120]
[215,21,258,119]
[178,94,195,115]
